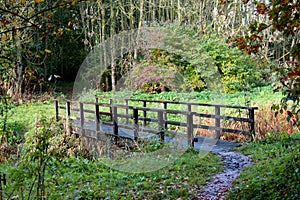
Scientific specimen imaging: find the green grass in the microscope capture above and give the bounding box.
[78,86,282,107]
[6,102,54,134]
[1,97,224,199]
[1,148,222,199]
[225,132,300,200]
[1,87,295,199]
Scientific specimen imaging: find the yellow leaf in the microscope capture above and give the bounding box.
[20,0,26,5]
[34,0,44,3]
[45,49,52,54]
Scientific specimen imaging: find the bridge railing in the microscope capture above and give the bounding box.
[110,98,258,138]
[54,98,258,147]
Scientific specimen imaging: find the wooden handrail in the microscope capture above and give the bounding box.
[109,97,258,110]
[54,97,258,146]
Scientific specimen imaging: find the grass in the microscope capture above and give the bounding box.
[1,86,298,199]
[1,144,222,199]
[77,86,282,106]
[6,101,54,134]
[225,132,300,200]
[46,149,221,199]
[0,96,223,199]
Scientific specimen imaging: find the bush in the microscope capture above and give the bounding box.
[124,24,265,94]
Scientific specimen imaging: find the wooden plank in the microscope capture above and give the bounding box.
[166,120,187,127]
[194,124,249,135]
[115,98,258,110]
[138,117,159,123]
[83,109,96,114]
[116,113,132,120]
[99,111,112,116]
[194,113,252,122]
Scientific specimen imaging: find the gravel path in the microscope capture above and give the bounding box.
[192,136,252,200]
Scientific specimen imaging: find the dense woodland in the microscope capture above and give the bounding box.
[0,0,300,199]
[0,0,298,97]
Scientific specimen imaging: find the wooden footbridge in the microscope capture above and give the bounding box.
[54,98,258,147]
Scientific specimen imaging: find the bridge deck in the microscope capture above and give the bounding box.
[70,119,239,153]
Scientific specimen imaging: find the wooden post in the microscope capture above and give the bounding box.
[66,101,71,134]
[112,105,118,143]
[215,105,221,139]
[54,100,59,121]
[158,110,165,142]
[109,98,113,121]
[142,100,147,126]
[162,102,167,129]
[95,98,100,133]
[79,102,85,136]
[125,99,129,124]
[133,108,139,140]
[249,108,255,140]
[187,103,192,112]
[187,111,194,147]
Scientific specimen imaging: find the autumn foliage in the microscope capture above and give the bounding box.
[226,0,300,126]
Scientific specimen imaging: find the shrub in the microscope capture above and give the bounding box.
[124,25,264,94]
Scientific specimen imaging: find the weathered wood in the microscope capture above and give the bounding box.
[114,98,258,110]
[249,108,255,139]
[79,102,85,136]
[125,99,129,124]
[157,110,165,142]
[142,100,147,126]
[194,113,252,122]
[66,101,71,134]
[54,100,59,121]
[55,98,258,144]
[133,108,139,140]
[109,98,113,121]
[162,102,167,129]
[112,105,118,139]
[95,98,100,132]
[215,105,221,139]
[187,111,194,147]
